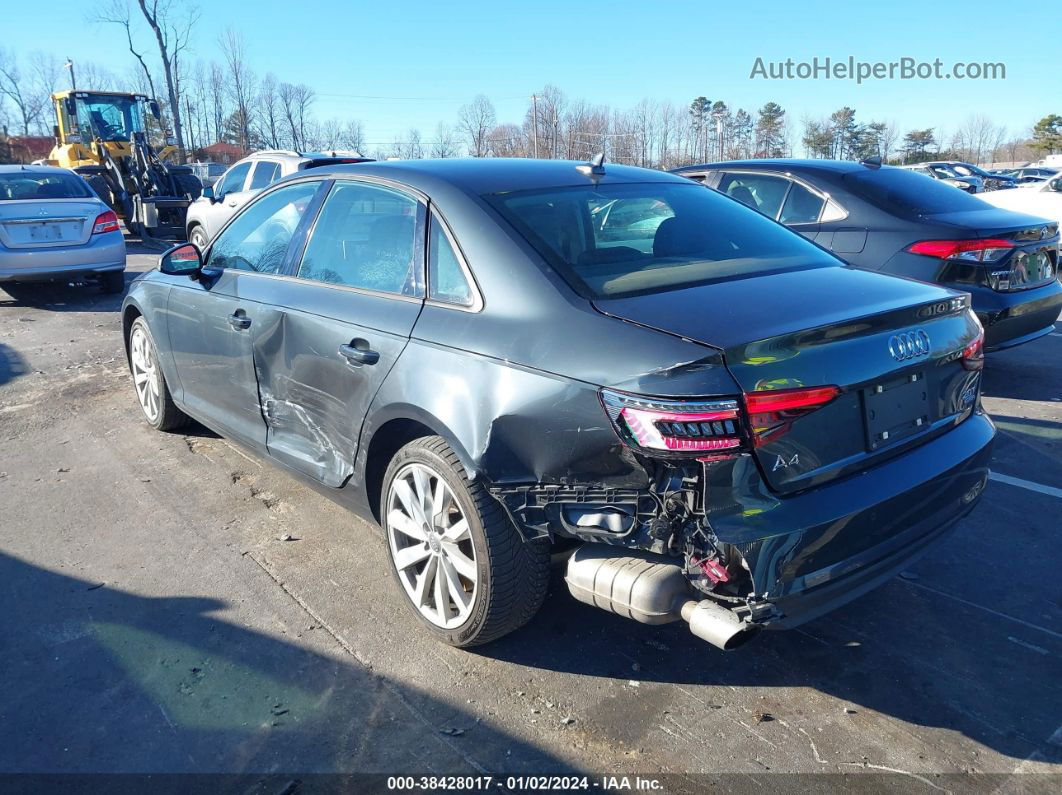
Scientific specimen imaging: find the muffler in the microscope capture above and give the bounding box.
[565,545,760,651]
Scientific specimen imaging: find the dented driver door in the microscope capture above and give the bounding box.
[239,179,427,487]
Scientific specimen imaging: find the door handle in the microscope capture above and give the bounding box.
[339,341,380,366]
[227,311,251,330]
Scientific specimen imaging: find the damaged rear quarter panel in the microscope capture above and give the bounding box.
[354,182,743,499]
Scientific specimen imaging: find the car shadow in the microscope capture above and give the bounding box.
[0,343,27,387]
[0,551,574,776]
[981,324,1061,402]
[0,276,128,313]
[479,538,1062,765]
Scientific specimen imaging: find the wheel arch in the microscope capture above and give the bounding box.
[360,404,480,525]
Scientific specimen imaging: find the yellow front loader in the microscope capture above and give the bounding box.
[47,90,201,240]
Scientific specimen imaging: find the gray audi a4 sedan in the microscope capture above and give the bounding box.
[122,158,994,650]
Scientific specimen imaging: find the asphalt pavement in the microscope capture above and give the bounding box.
[0,247,1060,792]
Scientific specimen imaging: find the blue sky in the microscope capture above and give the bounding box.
[4,0,1054,144]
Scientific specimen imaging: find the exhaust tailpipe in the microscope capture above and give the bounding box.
[564,546,760,651]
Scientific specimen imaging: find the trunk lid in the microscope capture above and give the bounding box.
[594,265,983,494]
[0,201,99,249]
[922,209,1060,291]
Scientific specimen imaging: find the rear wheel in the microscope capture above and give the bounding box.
[128,317,187,431]
[382,436,550,647]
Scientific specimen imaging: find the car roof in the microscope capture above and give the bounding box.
[674,159,881,176]
[298,157,690,194]
[0,164,75,175]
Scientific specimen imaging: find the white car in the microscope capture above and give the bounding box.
[978,173,1062,228]
[184,150,371,249]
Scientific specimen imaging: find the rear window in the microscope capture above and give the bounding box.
[0,172,92,201]
[488,182,838,298]
[843,167,988,216]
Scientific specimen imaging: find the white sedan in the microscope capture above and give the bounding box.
[978,173,1062,228]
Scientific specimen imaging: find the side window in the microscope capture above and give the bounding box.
[779,182,825,225]
[249,161,280,190]
[429,214,474,307]
[217,161,252,197]
[207,181,319,274]
[297,181,420,296]
[717,173,789,218]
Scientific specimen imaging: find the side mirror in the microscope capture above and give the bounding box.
[201,185,215,201]
[64,97,77,117]
[149,100,161,120]
[159,243,202,278]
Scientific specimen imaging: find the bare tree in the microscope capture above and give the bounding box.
[0,48,58,135]
[279,82,313,152]
[488,123,524,158]
[257,73,282,149]
[340,119,365,153]
[134,0,198,160]
[458,94,495,157]
[207,61,226,144]
[431,122,459,158]
[94,1,157,100]
[219,29,256,154]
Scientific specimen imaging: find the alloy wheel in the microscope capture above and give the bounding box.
[130,326,161,422]
[386,462,478,629]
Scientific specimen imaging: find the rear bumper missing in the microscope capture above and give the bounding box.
[708,411,995,628]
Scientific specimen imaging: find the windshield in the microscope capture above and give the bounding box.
[843,167,989,216]
[75,95,145,142]
[0,171,93,201]
[488,182,839,298]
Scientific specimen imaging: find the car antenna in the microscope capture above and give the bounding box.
[861,155,882,169]
[577,152,606,177]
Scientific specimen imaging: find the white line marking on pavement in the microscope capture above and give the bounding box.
[989,472,1062,499]
[902,580,1062,641]
[1007,636,1049,655]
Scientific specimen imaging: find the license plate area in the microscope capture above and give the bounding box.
[27,222,77,242]
[862,371,930,451]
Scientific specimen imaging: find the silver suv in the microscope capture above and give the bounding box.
[184,150,370,247]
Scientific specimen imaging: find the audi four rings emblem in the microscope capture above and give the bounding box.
[888,330,931,361]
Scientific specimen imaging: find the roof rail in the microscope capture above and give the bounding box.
[255,149,301,157]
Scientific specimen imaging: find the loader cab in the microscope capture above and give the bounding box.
[55,91,150,146]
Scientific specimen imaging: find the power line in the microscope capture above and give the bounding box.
[316,92,530,102]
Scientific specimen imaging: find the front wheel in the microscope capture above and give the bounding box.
[128,317,187,431]
[382,436,550,647]
[188,225,208,251]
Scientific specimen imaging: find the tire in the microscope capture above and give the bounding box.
[381,436,550,647]
[188,224,208,250]
[99,271,125,294]
[83,174,112,206]
[172,171,203,201]
[127,317,188,432]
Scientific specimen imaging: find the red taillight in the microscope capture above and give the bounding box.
[601,385,840,456]
[961,332,985,371]
[745,385,840,447]
[601,391,744,455]
[744,386,840,414]
[92,210,120,235]
[906,238,1014,262]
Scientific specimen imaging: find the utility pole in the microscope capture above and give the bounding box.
[64,59,76,91]
[532,94,539,159]
[713,111,724,160]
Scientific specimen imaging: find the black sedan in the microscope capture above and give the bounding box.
[673,160,1062,350]
[122,158,993,651]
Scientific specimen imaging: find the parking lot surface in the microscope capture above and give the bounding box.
[1,248,1060,788]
